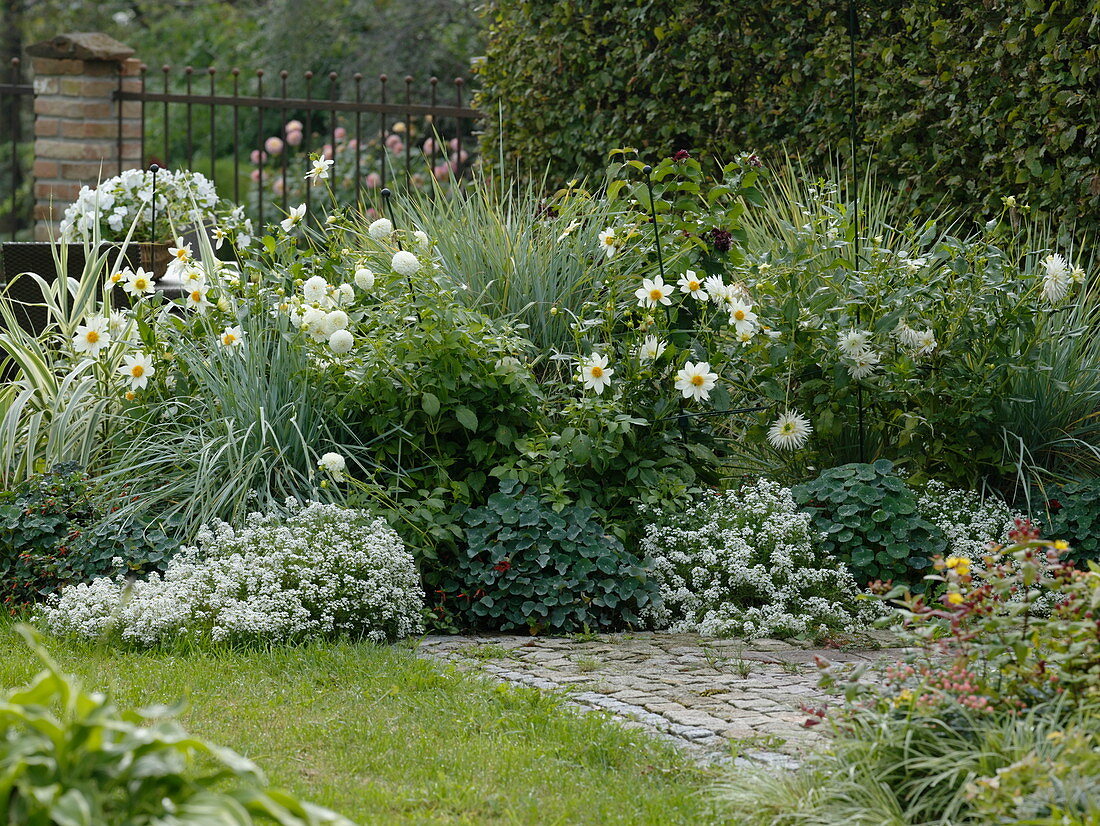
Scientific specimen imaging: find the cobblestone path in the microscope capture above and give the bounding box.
[417,632,902,767]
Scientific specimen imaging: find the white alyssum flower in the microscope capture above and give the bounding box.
[281,203,306,232]
[767,410,813,450]
[219,325,245,348]
[598,227,620,258]
[122,268,156,297]
[367,218,393,241]
[392,251,421,276]
[302,275,330,305]
[354,267,376,290]
[677,271,708,301]
[675,360,718,402]
[1041,253,1072,303]
[318,452,346,475]
[637,335,667,362]
[836,329,871,359]
[328,329,354,354]
[638,479,878,638]
[36,501,425,646]
[117,352,155,390]
[578,352,614,394]
[635,276,674,308]
[72,316,111,357]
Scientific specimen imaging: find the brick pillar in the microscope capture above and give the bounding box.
[26,33,141,240]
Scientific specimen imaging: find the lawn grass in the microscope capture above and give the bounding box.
[0,621,719,825]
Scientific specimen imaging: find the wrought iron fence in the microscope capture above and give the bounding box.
[114,64,481,226]
[0,58,33,242]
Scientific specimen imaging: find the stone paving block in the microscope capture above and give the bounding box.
[416,630,893,765]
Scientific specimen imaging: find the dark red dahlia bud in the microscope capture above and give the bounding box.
[1046,499,1062,513]
[710,228,733,252]
[746,153,763,167]
[672,149,691,161]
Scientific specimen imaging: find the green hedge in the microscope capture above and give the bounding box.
[476,0,1100,236]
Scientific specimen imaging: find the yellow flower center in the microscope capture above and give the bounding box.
[688,280,700,291]
[191,290,202,302]
[134,278,148,290]
[690,374,705,386]
[86,330,100,344]
[222,333,236,345]
[175,248,187,260]
[110,272,122,283]
[649,288,663,301]
[590,365,604,378]
[125,391,136,401]
[734,310,746,321]
[130,364,144,377]
[781,423,795,434]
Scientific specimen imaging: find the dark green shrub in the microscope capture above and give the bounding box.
[439,479,661,633]
[1046,480,1100,562]
[0,464,177,610]
[477,1,1100,237]
[793,460,945,584]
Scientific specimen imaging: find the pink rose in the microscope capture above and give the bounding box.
[264,136,284,156]
[365,172,382,188]
[433,164,450,181]
[286,129,303,147]
[334,126,347,141]
[322,144,334,160]
[285,119,303,134]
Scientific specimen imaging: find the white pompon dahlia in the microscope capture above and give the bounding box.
[318,452,346,475]
[674,361,718,402]
[354,267,376,290]
[578,352,614,394]
[767,410,813,450]
[368,218,393,241]
[392,251,421,276]
[302,275,330,305]
[328,329,354,354]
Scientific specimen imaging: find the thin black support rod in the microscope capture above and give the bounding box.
[184,66,194,169]
[453,78,465,179]
[161,65,170,167]
[381,188,419,320]
[208,67,217,189]
[256,70,264,228]
[231,69,240,204]
[280,70,289,216]
[848,0,866,464]
[149,163,159,240]
[304,71,313,223]
[641,165,666,284]
[329,71,338,202]
[354,73,362,205]
[404,75,413,189]
[378,74,388,189]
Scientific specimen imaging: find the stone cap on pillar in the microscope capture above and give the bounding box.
[26,32,135,63]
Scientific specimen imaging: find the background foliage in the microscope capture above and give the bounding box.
[477,0,1100,239]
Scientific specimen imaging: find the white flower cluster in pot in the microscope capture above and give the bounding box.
[36,500,424,646]
[59,168,221,243]
[639,479,877,639]
[916,480,1026,560]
